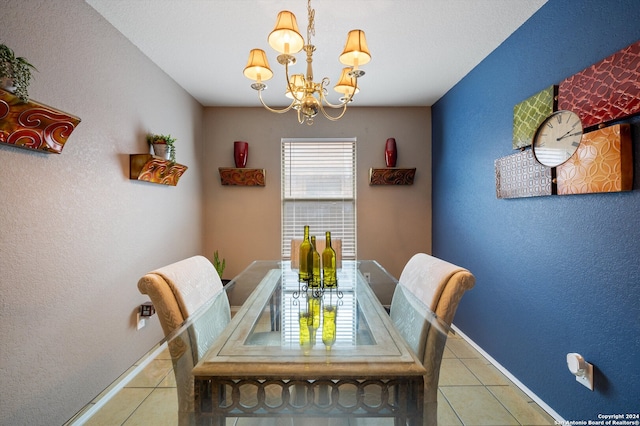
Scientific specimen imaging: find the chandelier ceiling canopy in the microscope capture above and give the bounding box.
[243,0,370,125]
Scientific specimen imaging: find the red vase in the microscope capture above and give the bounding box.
[234,141,248,168]
[385,138,397,167]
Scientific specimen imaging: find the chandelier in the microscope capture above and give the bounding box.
[243,0,371,125]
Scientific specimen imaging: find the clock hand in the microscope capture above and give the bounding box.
[557,131,582,141]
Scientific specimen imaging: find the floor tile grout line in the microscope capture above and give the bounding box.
[438,387,466,426]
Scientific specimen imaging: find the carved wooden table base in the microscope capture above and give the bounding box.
[195,376,424,425]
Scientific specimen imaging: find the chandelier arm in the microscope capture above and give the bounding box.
[317,76,359,109]
[257,89,297,114]
[317,96,349,121]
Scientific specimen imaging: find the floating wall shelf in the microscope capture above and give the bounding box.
[0,88,81,154]
[369,168,416,185]
[130,154,188,186]
[219,168,266,186]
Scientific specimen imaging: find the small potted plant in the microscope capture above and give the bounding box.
[0,43,37,103]
[213,250,230,285]
[146,133,176,163]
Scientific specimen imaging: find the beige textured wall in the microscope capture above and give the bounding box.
[0,1,204,424]
[202,107,431,279]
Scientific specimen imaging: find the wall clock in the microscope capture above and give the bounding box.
[532,110,583,167]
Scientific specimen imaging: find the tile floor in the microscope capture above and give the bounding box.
[68,331,557,426]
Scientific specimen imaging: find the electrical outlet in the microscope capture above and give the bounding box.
[136,313,146,330]
[576,361,594,391]
[567,353,594,391]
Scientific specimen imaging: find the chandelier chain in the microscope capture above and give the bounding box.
[307,0,315,46]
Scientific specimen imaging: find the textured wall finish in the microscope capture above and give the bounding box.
[432,0,640,420]
[0,1,204,424]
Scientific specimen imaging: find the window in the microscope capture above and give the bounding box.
[281,138,356,260]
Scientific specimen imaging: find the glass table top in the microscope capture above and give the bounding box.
[194,260,428,377]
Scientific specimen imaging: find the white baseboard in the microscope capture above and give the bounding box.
[451,324,564,423]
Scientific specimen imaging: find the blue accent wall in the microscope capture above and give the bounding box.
[432,0,640,420]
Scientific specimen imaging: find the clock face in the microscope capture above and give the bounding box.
[532,110,583,167]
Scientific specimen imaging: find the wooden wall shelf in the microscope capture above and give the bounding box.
[219,168,266,186]
[369,168,416,185]
[0,88,81,154]
[130,154,187,186]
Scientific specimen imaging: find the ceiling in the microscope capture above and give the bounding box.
[86,0,547,108]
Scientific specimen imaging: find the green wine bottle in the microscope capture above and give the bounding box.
[310,236,321,288]
[298,225,312,282]
[322,231,337,288]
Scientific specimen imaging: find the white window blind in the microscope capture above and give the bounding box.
[281,138,356,259]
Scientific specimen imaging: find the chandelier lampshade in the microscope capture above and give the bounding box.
[244,0,370,125]
[285,74,306,100]
[339,30,371,69]
[334,67,359,96]
[243,49,274,83]
[268,11,305,55]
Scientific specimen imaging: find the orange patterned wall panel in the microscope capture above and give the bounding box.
[0,88,81,154]
[369,168,416,185]
[219,168,266,186]
[130,154,188,186]
[556,124,632,195]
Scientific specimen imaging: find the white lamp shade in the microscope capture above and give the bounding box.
[268,11,305,55]
[339,29,371,67]
[243,49,274,81]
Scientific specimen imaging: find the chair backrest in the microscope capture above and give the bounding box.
[137,255,231,425]
[290,238,342,269]
[390,253,475,426]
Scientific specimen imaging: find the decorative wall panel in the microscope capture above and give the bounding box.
[219,168,266,186]
[495,150,552,199]
[556,124,632,195]
[0,88,81,154]
[130,154,188,186]
[369,168,416,185]
[512,85,557,149]
[558,40,640,128]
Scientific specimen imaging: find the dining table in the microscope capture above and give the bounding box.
[192,260,433,426]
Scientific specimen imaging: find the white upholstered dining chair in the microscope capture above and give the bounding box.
[137,255,231,426]
[390,253,476,426]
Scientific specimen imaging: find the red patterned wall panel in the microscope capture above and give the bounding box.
[556,124,632,195]
[558,40,640,128]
